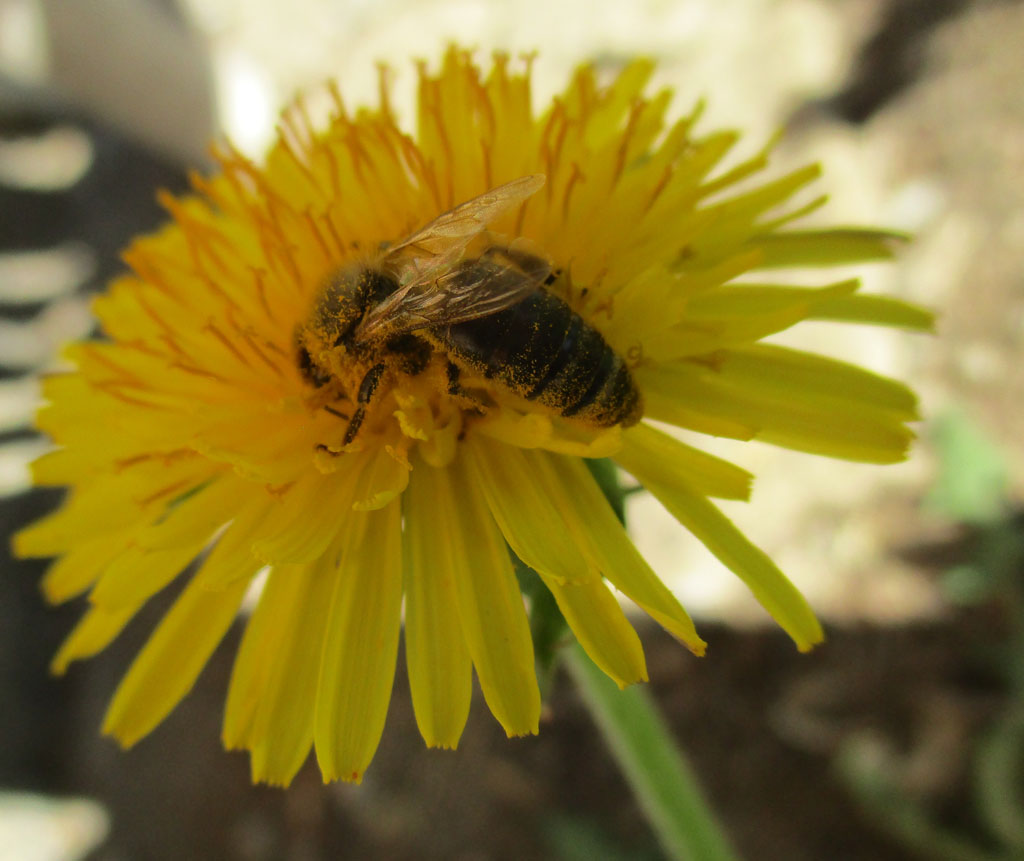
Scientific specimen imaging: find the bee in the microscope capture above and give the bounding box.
[295,174,642,445]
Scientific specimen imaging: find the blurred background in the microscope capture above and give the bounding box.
[1,0,1022,858]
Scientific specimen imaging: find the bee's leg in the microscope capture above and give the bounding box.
[323,404,349,420]
[342,409,366,445]
[343,362,386,445]
[446,361,490,414]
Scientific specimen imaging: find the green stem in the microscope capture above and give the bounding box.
[565,643,739,861]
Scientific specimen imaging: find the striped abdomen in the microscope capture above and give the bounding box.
[439,288,642,428]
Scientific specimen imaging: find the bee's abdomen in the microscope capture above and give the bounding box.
[442,291,642,428]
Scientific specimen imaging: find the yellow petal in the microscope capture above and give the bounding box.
[543,577,648,688]
[620,423,752,501]
[474,410,554,449]
[14,461,215,557]
[810,293,936,331]
[51,602,137,674]
[133,474,244,549]
[29,448,96,486]
[721,343,920,417]
[684,164,822,264]
[535,451,707,655]
[586,58,656,143]
[351,445,411,511]
[88,542,206,609]
[464,438,597,585]
[421,453,540,738]
[477,410,622,459]
[642,128,736,224]
[685,280,860,320]
[638,349,917,463]
[251,467,362,564]
[245,560,337,786]
[401,463,473,749]
[748,228,907,268]
[41,533,134,603]
[628,464,823,652]
[14,484,143,558]
[314,502,403,784]
[223,575,276,752]
[102,567,255,747]
[651,279,861,360]
[602,266,687,352]
[640,380,758,441]
[190,407,316,485]
[191,497,275,590]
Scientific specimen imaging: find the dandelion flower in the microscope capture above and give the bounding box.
[13,48,931,785]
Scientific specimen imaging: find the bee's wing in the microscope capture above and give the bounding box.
[355,248,551,342]
[380,174,545,288]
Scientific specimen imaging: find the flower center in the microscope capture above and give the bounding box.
[304,342,487,468]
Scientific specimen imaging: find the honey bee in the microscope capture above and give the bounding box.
[295,174,642,445]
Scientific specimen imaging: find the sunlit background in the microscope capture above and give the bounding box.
[1,0,1022,858]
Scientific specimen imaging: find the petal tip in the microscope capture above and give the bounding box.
[424,740,460,751]
[503,725,540,739]
[101,722,139,751]
[686,639,708,658]
[796,635,825,654]
[614,671,649,690]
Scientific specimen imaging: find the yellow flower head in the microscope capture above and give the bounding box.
[14,48,931,786]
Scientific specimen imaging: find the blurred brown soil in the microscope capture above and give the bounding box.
[38,598,1001,861]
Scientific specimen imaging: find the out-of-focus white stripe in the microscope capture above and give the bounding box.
[0,243,95,304]
[0,437,48,497]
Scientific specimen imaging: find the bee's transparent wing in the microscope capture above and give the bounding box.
[354,175,546,343]
[380,174,544,289]
[356,247,551,342]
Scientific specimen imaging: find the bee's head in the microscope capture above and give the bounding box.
[294,265,366,387]
[295,265,403,389]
